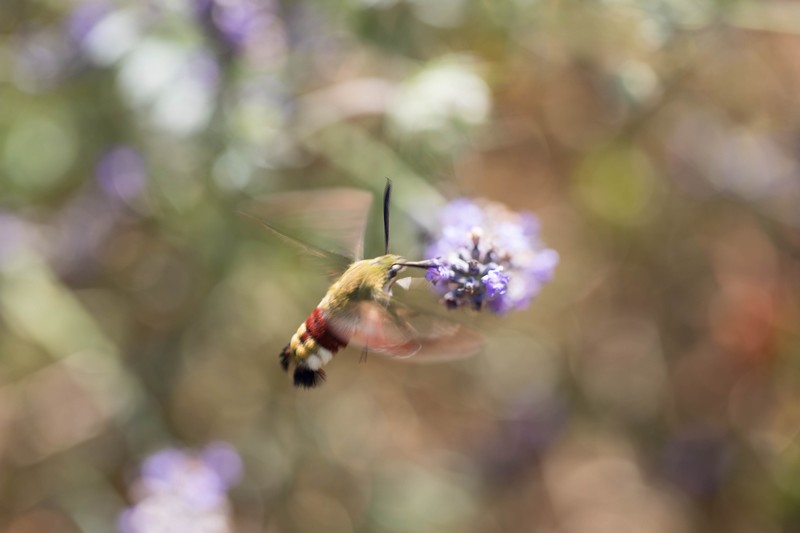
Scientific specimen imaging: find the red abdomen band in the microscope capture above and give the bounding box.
[305,308,348,352]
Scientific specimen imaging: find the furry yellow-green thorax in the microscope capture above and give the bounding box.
[320,254,403,312]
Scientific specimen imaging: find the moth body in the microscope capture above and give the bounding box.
[280,255,402,388]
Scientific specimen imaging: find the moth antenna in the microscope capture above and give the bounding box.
[383,178,392,255]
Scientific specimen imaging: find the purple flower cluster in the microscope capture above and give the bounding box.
[425,198,558,314]
[119,443,242,533]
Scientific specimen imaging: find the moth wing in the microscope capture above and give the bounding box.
[238,188,374,276]
[327,302,419,358]
[388,302,484,363]
[328,301,483,363]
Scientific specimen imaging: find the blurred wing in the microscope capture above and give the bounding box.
[239,188,373,259]
[238,188,374,275]
[329,301,483,363]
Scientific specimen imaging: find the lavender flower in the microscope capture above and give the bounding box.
[119,442,242,533]
[425,198,558,314]
[425,263,454,284]
[482,270,509,299]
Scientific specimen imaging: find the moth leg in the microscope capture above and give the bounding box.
[360,344,370,364]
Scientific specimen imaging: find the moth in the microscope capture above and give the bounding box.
[240,182,482,388]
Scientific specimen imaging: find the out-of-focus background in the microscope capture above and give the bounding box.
[2,0,800,531]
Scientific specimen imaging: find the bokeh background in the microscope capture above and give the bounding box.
[2,0,800,531]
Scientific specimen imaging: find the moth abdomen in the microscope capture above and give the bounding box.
[280,306,348,387]
[305,307,348,352]
[293,365,326,389]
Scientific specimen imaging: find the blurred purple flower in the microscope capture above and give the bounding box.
[482,270,509,299]
[0,213,37,268]
[11,30,72,92]
[67,1,112,44]
[425,263,453,284]
[663,430,731,498]
[96,146,147,203]
[478,396,567,484]
[120,442,241,533]
[194,0,276,53]
[201,442,244,488]
[425,198,558,313]
[188,48,222,90]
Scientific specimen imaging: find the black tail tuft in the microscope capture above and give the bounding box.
[279,345,291,372]
[293,365,326,388]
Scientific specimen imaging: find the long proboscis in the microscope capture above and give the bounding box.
[383,178,392,255]
[394,260,438,270]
